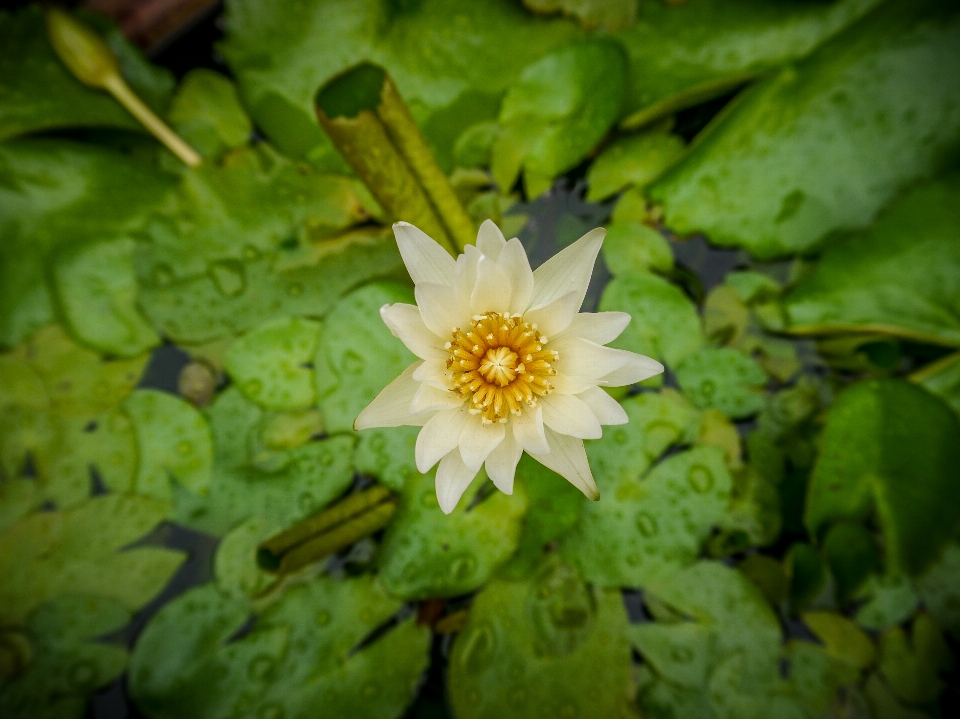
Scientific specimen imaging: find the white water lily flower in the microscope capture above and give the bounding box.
[355,220,664,513]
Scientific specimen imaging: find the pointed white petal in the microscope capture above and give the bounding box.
[476,219,507,260]
[599,351,665,387]
[411,383,463,414]
[499,238,534,314]
[435,449,478,514]
[525,291,578,338]
[454,245,482,311]
[512,405,550,455]
[485,431,521,495]
[540,393,602,439]
[578,386,628,425]
[415,282,464,338]
[529,428,599,500]
[380,303,446,360]
[529,227,605,311]
[416,405,471,473]
[553,336,630,382]
[394,222,456,286]
[459,414,506,472]
[550,372,599,395]
[355,362,431,430]
[553,311,631,345]
[470,256,512,314]
[413,358,452,390]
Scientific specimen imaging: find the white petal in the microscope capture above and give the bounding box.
[459,414,506,472]
[553,311,631,345]
[415,282,464,338]
[485,431,521,495]
[435,449,478,514]
[394,222,456,286]
[540,393,602,439]
[529,227,605,312]
[550,372,599,395]
[413,358,452,390]
[411,383,463,414]
[528,428,599,500]
[380,303,445,360]
[476,219,506,260]
[553,336,629,382]
[499,238,534,314]
[578,386,629,425]
[355,362,431,430]
[454,245,482,311]
[471,256,512,314]
[512,405,550,455]
[416,405,471,473]
[599,351,665,387]
[525,291,578,338]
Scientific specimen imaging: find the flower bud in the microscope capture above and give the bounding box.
[44,7,119,89]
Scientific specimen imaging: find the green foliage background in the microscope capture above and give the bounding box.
[1,1,959,718]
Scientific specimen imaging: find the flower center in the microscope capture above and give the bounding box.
[445,312,557,424]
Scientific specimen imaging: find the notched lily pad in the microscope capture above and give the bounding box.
[675,347,767,419]
[601,221,674,276]
[168,69,252,159]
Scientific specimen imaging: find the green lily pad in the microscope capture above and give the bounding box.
[585,390,699,492]
[855,575,919,632]
[130,577,430,719]
[448,558,636,719]
[316,282,416,434]
[214,516,283,601]
[785,174,960,347]
[586,130,684,201]
[878,614,952,706]
[0,595,130,719]
[599,272,704,368]
[802,610,876,670]
[0,140,175,348]
[805,379,960,576]
[139,227,404,344]
[913,353,960,419]
[172,388,354,537]
[724,271,781,305]
[675,347,767,419]
[615,0,882,129]
[561,446,732,588]
[168,69,252,159]
[917,543,960,639]
[353,425,421,491]
[123,390,213,501]
[823,521,881,605]
[220,0,579,171]
[0,494,185,624]
[225,317,321,410]
[377,471,527,600]
[523,0,637,32]
[648,0,960,259]
[52,237,160,358]
[0,6,174,142]
[492,38,627,197]
[601,222,674,276]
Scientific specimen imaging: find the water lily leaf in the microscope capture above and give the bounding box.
[0,140,175,348]
[636,667,713,719]
[214,516,283,601]
[785,174,960,347]
[803,610,876,670]
[805,379,960,577]
[675,347,767,419]
[220,0,579,171]
[0,6,174,141]
[615,0,882,129]
[51,237,160,358]
[824,521,881,605]
[353,425,420,491]
[601,222,674,276]
[917,543,960,639]
[599,272,704,368]
[878,614,952,706]
[225,317,321,410]
[562,446,732,588]
[585,390,699,491]
[448,558,636,719]
[523,0,636,32]
[123,390,213,501]
[172,388,354,537]
[786,542,827,614]
[0,495,184,624]
[913,353,960,419]
[586,130,684,201]
[130,577,430,719]
[492,38,627,197]
[0,595,130,719]
[168,69,252,159]
[139,227,404,344]
[316,282,416,434]
[855,575,919,632]
[377,471,527,600]
[647,0,960,259]
[724,270,781,305]
[864,673,932,719]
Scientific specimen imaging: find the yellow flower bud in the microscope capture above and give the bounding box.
[44,6,119,89]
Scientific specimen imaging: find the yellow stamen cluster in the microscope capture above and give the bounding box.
[445,312,558,423]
